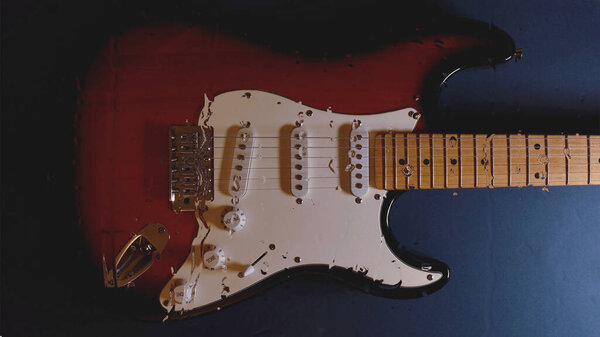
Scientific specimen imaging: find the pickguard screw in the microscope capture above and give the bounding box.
[158,226,166,233]
[355,197,362,204]
[294,257,302,263]
[296,198,303,204]
[374,194,381,200]
[269,244,276,250]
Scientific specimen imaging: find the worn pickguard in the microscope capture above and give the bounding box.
[159,90,444,315]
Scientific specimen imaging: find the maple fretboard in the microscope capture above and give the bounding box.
[372,133,600,190]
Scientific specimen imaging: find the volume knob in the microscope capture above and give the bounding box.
[203,246,226,270]
[223,208,247,232]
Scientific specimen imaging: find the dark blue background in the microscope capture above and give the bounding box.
[2,0,599,336]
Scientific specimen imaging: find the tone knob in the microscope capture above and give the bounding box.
[203,246,226,270]
[223,208,247,232]
[172,280,194,304]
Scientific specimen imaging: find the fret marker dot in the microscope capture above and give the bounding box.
[450,158,457,165]
[398,159,406,165]
[423,159,430,165]
[534,143,541,150]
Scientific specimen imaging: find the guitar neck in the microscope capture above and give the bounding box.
[373,133,600,190]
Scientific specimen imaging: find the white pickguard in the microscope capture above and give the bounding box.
[159,90,444,313]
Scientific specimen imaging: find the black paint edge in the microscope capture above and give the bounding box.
[167,191,450,320]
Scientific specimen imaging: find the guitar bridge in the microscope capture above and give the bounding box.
[169,125,214,212]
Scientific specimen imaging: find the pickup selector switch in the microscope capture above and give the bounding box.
[223,208,247,232]
[203,246,226,270]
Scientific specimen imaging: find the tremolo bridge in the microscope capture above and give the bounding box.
[169,125,214,212]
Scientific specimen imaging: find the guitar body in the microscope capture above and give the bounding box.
[76,19,515,318]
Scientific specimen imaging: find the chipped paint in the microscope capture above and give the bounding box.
[198,94,213,126]
[161,90,431,313]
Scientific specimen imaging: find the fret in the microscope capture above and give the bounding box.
[492,135,509,187]
[394,133,407,189]
[528,135,547,186]
[590,135,600,184]
[372,132,600,191]
[373,133,385,189]
[475,134,492,187]
[459,134,475,188]
[384,132,395,190]
[508,134,527,187]
[418,133,432,189]
[445,134,460,188]
[546,135,567,186]
[432,134,445,188]
[566,135,588,185]
[406,133,419,189]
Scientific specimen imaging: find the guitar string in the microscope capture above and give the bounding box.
[211,135,600,140]
[179,136,600,188]
[213,154,598,159]
[209,170,598,182]
[204,165,596,183]
[212,145,599,149]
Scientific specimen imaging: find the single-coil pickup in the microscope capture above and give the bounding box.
[228,126,255,200]
[291,126,309,198]
[349,123,369,197]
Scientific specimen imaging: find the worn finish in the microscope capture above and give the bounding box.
[158,90,446,314]
[75,21,515,315]
[373,133,600,190]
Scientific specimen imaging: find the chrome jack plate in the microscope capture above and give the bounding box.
[103,223,170,288]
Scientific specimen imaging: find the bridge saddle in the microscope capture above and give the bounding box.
[169,125,214,212]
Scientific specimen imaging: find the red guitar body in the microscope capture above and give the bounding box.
[76,15,515,317]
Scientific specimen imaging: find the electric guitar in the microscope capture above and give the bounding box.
[75,18,600,319]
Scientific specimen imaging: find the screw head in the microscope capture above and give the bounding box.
[294,257,302,263]
[296,198,303,204]
[355,197,362,204]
